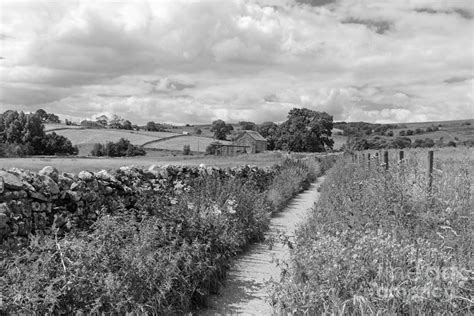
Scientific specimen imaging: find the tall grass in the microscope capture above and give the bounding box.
[270,150,473,315]
[1,156,332,314]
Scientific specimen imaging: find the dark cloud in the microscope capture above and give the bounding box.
[295,0,337,7]
[264,94,279,102]
[444,76,472,84]
[342,18,392,34]
[414,7,473,20]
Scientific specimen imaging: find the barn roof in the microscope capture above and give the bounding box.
[237,130,267,142]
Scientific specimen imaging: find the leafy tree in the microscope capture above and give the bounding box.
[257,122,279,149]
[275,108,334,152]
[91,138,145,157]
[145,121,165,132]
[239,121,256,131]
[35,109,48,122]
[122,120,133,130]
[195,128,202,135]
[0,110,76,156]
[46,113,60,123]
[95,115,109,126]
[211,120,233,140]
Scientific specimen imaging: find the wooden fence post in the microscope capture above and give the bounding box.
[384,151,389,170]
[428,150,434,192]
[399,150,404,162]
[367,153,371,169]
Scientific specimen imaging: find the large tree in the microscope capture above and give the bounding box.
[211,120,233,140]
[275,108,334,152]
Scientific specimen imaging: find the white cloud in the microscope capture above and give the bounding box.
[0,0,472,124]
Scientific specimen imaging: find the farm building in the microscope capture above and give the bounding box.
[214,144,250,156]
[234,131,267,153]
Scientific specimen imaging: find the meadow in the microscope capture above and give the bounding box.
[144,135,231,152]
[270,147,473,314]
[0,152,286,173]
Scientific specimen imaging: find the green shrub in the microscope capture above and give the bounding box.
[90,138,145,157]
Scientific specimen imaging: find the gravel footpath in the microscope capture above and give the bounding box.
[197,177,325,316]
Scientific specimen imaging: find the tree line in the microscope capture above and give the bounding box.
[0,110,77,157]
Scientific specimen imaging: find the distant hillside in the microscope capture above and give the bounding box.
[144,136,231,153]
[337,119,474,150]
[48,127,180,156]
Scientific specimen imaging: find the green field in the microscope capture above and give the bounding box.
[0,152,286,173]
[47,128,179,155]
[144,135,230,152]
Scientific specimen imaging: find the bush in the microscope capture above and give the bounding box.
[90,138,145,157]
[406,129,414,136]
[270,155,472,315]
[183,144,191,155]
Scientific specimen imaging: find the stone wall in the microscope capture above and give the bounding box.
[0,164,241,245]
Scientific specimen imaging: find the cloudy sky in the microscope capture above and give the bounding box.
[0,0,473,124]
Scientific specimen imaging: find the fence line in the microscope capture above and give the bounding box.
[350,150,435,191]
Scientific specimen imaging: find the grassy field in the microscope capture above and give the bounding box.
[48,129,179,155]
[0,152,287,173]
[144,135,230,152]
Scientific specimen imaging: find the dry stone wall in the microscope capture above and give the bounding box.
[0,164,262,246]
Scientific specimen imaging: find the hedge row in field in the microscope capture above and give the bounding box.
[1,155,336,314]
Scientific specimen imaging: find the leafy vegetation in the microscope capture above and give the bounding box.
[90,138,146,157]
[0,110,77,157]
[270,150,473,315]
[1,157,332,314]
[211,120,234,140]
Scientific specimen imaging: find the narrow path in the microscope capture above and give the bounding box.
[198,177,325,316]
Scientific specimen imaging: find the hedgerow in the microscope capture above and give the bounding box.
[269,151,473,315]
[1,155,335,314]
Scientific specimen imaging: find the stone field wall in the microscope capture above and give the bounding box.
[0,164,272,246]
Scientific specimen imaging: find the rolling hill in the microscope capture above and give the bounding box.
[47,127,180,156]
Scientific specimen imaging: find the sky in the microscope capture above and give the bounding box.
[0,0,473,125]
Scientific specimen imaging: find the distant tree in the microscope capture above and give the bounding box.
[447,141,456,147]
[92,138,145,157]
[257,122,279,150]
[211,120,233,140]
[95,115,109,126]
[46,113,60,123]
[145,121,165,132]
[239,121,256,131]
[406,129,414,136]
[195,128,202,135]
[399,130,406,136]
[35,109,48,122]
[275,108,334,152]
[146,121,157,131]
[122,120,133,130]
[91,143,105,156]
[182,144,191,155]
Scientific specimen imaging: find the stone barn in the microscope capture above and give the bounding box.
[234,131,267,154]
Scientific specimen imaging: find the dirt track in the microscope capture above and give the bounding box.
[198,177,325,316]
